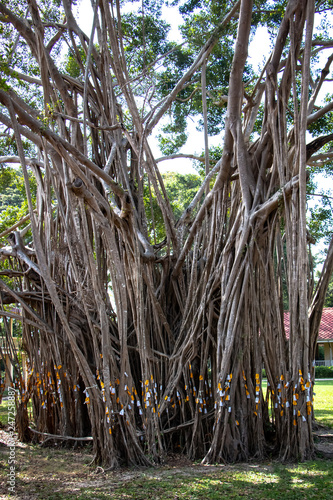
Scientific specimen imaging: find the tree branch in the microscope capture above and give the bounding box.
[28,428,93,441]
[155,153,206,163]
[146,0,241,134]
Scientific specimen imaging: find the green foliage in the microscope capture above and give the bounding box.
[0,0,60,111]
[144,171,202,242]
[156,0,268,153]
[0,163,36,241]
[313,379,333,428]
[308,95,333,136]
[252,0,287,33]
[309,204,333,245]
[121,0,165,17]
[192,144,222,176]
[0,167,26,210]
[157,131,187,155]
[324,273,333,307]
[157,113,187,156]
[315,366,333,379]
[307,163,333,247]
[64,46,86,79]
[121,13,170,73]
[162,171,202,219]
[0,398,9,426]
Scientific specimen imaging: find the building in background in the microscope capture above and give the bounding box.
[284,308,333,367]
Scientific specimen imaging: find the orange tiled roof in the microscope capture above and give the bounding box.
[284,308,333,341]
[315,307,333,341]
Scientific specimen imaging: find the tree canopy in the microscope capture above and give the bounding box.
[1,0,333,467]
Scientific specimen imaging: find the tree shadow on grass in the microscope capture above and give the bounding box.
[1,440,333,500]
[15,460,331,500]
[314,411,333,428]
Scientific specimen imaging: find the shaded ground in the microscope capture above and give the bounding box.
[0,427,333,500]
[313,425,333,458]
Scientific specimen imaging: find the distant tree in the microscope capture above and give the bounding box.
[144,171,203,241]
[324,273,333,307]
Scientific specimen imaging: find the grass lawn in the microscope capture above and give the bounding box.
[0,443,332,499]
[313,379,333,428]
[0,397,33,428]
[0,397,9,426]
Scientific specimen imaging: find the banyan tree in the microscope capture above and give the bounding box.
[1,0,333,466]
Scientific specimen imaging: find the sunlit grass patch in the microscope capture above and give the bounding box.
[271,461,333,499]
[0,397,9,426]
[86,462,333,500]
[313,380,333,428]
[1,444,332,500]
